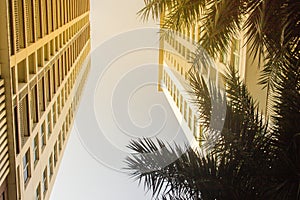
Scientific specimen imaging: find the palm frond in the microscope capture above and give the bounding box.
[188,67,212,130]
[200,0,243,58]
[125,138,240,199]
[267,55,300,199]
[138,0,173,22]
[138,0,206,31]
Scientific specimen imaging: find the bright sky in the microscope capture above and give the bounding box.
[50,1,187,199]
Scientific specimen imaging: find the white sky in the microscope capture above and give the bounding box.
[50,1,187,199]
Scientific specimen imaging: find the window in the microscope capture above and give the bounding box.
[57,59,61,86]
[35,0,42,39]
[26,0,35,44]
[176,90,180,107]
[19,95,30,138]
[33,134,39,165]
[48,154,53,180]
[8,0,14,55]
[35,183,41,200]
[50,40,55,56]
[40,122,46,148]
[184,101,187,121]
[30,85,39,125]
[64,84,68,100]
[52,103,57,126]
[17,59,26,83]
[52,64,57,93]
[23,150,31,183]
[231,39,241,70]
[57,95,61,115]
[42,0,49,35]
[61,88,65,107]
[47,112,52,137]
[11,67,17,94]
[173,85,176,101]
[53,143,58,166]
[197,125,203,140]
[14,106,20,154]
[179,95,183,113]
[37,48,43,67]
[16,0,25,50]
[58,132,62,152]
[38,78,45,111]
[188,108,193,130]
[45,70,51,102]
[193,116,198,138]
[62,127,66,142]
[42,167,48,195]
[28,53,36,74]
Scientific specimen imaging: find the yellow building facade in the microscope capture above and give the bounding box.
[0,0,90,199]
[158,16,268,147]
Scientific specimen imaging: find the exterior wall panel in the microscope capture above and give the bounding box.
[0,1,91,199]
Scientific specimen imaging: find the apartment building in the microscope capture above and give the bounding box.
[0,0,91,199]
[158,16,267,147]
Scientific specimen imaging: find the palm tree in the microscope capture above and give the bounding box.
[125,66,273,199]
[139,0,299,98]
[125,64,299,199]
[124,0,300,199]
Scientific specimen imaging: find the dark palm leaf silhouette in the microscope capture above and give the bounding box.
[124,0,300,199]
[139,0,300,94]
[125,66,283,199]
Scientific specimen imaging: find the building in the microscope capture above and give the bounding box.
[0,0,91,199]
[158,14,267,148]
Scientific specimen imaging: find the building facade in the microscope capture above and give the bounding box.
[0,0,91,199]
[158,15,267,148]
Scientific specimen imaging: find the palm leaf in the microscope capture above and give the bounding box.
[200,0,243,58]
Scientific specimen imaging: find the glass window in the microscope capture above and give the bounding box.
[35,183,41,200]
[33,135,39,164]
[39,78,45,111]
[23,150,31,183]
[54,143,58,167]
[52,103,57,126]
[30,85,39,124]
[19,95,30,137]
[184,101,187,121]
[42,168,48,195]
[180,95,183,113]
[58,132,62,152]
[231,39,241,70]
[57,95,61,115]
[41,122,46,148]
[47,112,52,138]
[14,106,20,154]
[188,108,193,130]
[48,154,53,180]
